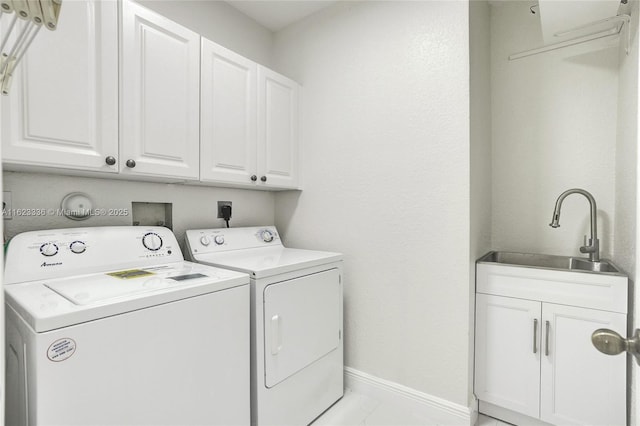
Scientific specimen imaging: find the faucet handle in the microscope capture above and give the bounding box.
[580,236,599,254]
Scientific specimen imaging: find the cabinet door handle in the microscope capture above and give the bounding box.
[261,176,267,182]
[250,175,257,182]
[105,156,116,166]
[126,159,136,168]
[545,320,550,356]
[533,319,538,354]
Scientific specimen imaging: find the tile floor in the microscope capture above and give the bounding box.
[312,389,511,426]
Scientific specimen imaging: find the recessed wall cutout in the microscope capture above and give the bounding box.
[132,202,173,230]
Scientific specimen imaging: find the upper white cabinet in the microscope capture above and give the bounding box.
[200,40,300,190]
[257,66,299,189]
[120,0,200,180]
[1,0,119,173]
[1,0,300,189]
[200,39,257,185]
[475,261,628,426]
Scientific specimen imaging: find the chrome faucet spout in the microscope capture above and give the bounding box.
[549,188,599,262]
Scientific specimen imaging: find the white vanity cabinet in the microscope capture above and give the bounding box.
[475,261,627,426]
[119,0,200,180]
[1,0,119,173]
[200,39,299,189]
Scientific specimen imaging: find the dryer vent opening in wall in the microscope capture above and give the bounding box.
[132,202,173,229]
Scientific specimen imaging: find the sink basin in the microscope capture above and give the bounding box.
[477,251,622,275]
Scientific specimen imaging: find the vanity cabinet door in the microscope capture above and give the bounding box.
[540,303,626,426]
[475,294,541,418]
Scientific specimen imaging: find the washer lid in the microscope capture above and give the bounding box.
[192,246,342,279]
[5,261,249,332]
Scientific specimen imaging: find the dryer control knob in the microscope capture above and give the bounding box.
[200,236,210,246]
[69,241,86,254]
[261,230,274,243]
[214,235,225,245]
[142,232,163,251]
[40,242,59,257]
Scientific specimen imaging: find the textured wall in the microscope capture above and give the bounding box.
[2,172,275,253]
[272,1,471,406]
[614,1,640,424]
[491,2,619,259]
[469,0,492,406]
[614,2,638,283]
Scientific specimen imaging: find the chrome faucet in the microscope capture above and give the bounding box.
[549,188,600,262]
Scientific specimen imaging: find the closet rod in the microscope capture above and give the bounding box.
[508,14,630,61]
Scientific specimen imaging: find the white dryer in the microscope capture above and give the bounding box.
[5,226,251,426]
[185,226,343,426]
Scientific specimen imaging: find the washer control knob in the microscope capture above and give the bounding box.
[40,243,59,257]
[214,235,225,245]
[200,236,210,246]
[261,230,274,243]
[69,241,86,254]
[142,232,163,251]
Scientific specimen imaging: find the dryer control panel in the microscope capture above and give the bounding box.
[5,226,183,284]
[185,226,282,256]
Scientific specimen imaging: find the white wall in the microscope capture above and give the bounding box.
[272,1,471,406]
[470,0,492,406]
[491,2,619,259]
[137,0,273,66]
[615,1,640,424]
[2,172,275,252]
[615,1,639,283]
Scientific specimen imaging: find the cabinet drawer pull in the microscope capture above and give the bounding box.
[105,156,116,165]
[533,319,538,354]
[545,320,550,356]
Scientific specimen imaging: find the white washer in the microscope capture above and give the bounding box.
[5,226,251,426]
[185,226,344,426]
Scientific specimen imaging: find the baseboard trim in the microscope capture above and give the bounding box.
[344,367,476,425]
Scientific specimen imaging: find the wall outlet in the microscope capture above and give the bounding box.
[3,191,12,220]
[217,201,232,218]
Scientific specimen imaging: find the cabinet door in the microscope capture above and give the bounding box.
[1,0,118,172]
[257,66,299,189]
[120,0,200,180]
[200,39,257,185]
[540,303,626,426]
[475,294,541,418]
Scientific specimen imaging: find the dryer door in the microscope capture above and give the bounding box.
[263,268,341,388]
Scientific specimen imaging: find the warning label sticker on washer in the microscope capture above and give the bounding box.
[107,269,155,280]
[47,338,76,362]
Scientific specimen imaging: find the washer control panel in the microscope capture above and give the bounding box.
[186,226,282,255]
[5,226,184,285]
